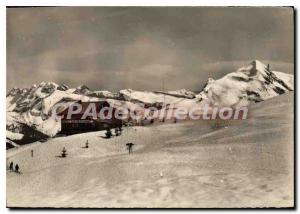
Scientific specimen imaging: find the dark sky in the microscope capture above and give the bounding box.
[7,7,294,91]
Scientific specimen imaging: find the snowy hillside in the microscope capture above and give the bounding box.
[6,93,294,207]
[196,60,294,107]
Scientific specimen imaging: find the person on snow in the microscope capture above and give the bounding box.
[15,164,20,173]
[9,162,13,171]
[85,140,89,148]
[126,143,135,154]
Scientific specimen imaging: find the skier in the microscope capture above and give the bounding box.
[126,143,135,154]
[85,140,89,148]
[31,149,34,157]
[9,161,13,171]
[15,164,20,173]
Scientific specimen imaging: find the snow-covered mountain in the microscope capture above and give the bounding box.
[6,82,69,113]
[89,89,196,101]
[73,84,91,95]
[196,60,294,107]
[88,90,120,99]
[6,83,199,142]
[6,60,294,145]
[155,89,196,99]
[6,82,97,142]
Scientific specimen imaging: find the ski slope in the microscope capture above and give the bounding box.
[6,92,294,208]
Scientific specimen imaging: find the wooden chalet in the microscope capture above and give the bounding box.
[59,100,122,135]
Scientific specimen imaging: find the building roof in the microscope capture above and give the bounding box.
[59,100,111,116]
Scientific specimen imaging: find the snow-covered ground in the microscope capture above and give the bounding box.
[6,130,24,141]
[6,92,294,208]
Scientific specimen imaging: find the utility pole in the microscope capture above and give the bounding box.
[162,77,166,122]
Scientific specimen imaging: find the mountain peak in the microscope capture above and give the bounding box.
[76,84,90,90]
[197,60,294,107]
[57,83,69,91]
[74,84,91,95]
[39,81,58,87]
[251,60,267,71]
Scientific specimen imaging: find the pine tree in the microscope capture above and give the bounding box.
[61,147,67,157]
[115,127,119,136]
[105,128,112,138]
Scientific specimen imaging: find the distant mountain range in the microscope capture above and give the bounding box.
[6,60,294,145]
